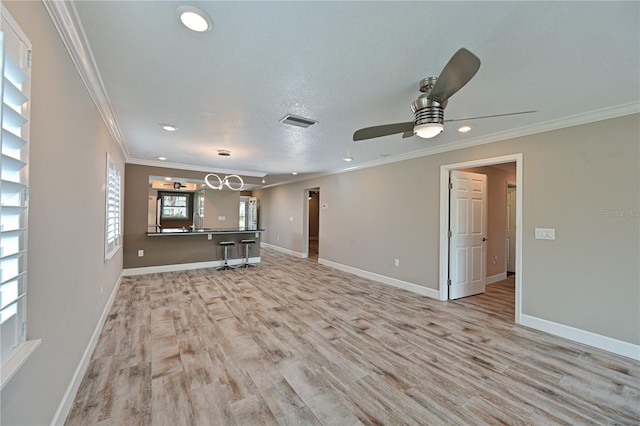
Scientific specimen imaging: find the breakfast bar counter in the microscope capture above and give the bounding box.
[121,229,265,272]
[147,228,264,236]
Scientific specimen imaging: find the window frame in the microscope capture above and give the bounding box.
[1,3,41,385]
[159,191,192,220]
[104,153,121,260]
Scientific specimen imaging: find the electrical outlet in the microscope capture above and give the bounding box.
[138,249,144,257]
[394,259,400,267]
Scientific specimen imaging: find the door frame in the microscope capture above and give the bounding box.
[438,153,523,324]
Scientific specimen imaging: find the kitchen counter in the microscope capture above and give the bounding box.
[147,228,264,236]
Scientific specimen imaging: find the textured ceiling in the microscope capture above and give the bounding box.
[70,1,639,186]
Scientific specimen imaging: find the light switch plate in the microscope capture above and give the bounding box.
[535,228,556,240]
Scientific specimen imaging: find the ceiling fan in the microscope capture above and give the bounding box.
[353,48,535,142]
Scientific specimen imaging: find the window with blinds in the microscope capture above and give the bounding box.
[105,153,121,259]
[1,8,32,367]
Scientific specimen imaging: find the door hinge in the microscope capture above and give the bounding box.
[447,279,452,287]
[448,181,453,190]
[448,230,452,238]
[27,50,32,68]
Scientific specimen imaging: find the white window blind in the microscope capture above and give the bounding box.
[105,153,121,259]
[1,7,32,367]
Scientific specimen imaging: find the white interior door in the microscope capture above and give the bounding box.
[506,184,517,273]
[449,170,488,299]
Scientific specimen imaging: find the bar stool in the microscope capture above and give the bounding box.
[239,239,256,268]
[217,241,236,270]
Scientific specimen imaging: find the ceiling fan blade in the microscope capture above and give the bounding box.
[444,110,537,123]
[402,130,414,138]
[428,48,481,103]
[353,122,414,141]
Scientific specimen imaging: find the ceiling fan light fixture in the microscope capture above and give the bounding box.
[414,123,444,139]
[177,6,212,33]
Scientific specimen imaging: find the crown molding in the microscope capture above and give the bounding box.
[127,158,268,178]
[332,102,640,176]
[42,0,130,160]
[261,102,640,189]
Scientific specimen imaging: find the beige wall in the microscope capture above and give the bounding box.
[256,114,640,346]
[1,2,125,424]
[123,164,253,269]
[203,187,240,229]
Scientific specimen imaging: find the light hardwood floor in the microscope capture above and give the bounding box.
[66,249,640,425]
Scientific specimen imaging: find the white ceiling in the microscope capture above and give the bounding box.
[66,1,639,186]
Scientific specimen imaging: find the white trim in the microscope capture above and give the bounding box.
[50,273,123,425]
[0,339,41,391]
[521,314,640,361]
[439,154,524,323]
[41,0,129,160]
[260,242,306,258]
[486,272,508,285]
[318,258,440,300]
[122,257,261,276]
[127,158,267,178]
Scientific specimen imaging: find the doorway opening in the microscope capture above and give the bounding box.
[303,187,320,260]
[439,154,523,324]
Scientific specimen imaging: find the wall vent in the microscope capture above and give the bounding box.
[279,114,317,128]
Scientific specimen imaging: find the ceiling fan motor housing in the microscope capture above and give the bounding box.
[411,94,444,127]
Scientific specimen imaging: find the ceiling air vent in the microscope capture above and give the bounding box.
[279,114,317,129]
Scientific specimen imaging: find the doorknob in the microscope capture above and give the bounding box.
[482,237,488,241]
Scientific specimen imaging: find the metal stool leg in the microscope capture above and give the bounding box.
[217,242,236,270]
[240,240,256,268]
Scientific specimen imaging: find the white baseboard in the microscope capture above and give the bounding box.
[520,314,640,361]
[486,272,507,285]
[122,257,261,276]
[318,258,440,300]
[51,273,124,425]
[260,242,306,258]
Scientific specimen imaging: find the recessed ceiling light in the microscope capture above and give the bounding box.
[458,125,472,133]
[261,178,266,184]
[164,177,172,181]
[160,124,177,132]
[177,6,212,33]
[158,156,167,161]
[344,156,353,162]
[292,172,298,175]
